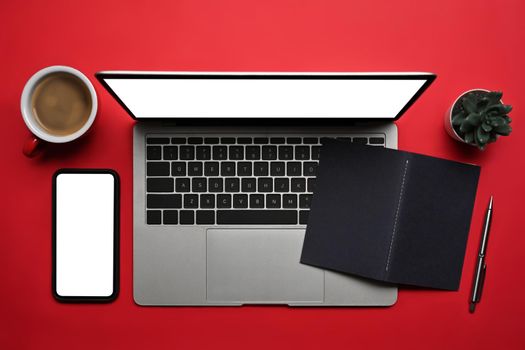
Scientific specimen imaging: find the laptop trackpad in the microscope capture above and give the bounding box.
[206,229,324,304]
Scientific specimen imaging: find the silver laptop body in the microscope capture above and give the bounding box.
[96,72,435,306]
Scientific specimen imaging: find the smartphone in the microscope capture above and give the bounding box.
[52,169,119,302]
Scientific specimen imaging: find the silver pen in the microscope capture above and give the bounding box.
[469,196,493,313]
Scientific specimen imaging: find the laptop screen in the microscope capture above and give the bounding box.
[97,73,434,121]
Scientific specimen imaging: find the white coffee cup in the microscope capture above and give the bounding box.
[21,65,98,157]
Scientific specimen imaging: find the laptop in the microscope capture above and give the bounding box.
[95,72,435,306]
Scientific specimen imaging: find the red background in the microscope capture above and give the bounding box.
[1,0,524,348]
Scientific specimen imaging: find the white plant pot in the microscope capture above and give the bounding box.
[444,88,490,145]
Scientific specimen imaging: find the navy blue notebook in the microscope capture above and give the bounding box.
[300,140,480,290]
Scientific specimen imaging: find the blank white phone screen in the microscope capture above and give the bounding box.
[55,173,115,297]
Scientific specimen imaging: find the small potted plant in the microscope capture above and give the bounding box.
[445,89,513,149]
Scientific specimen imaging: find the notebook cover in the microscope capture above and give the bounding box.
[300,140,480,290]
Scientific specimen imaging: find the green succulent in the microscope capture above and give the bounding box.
[451,91,512,150]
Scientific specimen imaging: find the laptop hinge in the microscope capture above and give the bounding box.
[160,120,178,126]
[152,119,393,127]
[352,120,394,127]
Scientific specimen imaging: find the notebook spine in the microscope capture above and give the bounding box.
[384,158,410,275]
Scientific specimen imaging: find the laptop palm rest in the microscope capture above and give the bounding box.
[206,229,324,304]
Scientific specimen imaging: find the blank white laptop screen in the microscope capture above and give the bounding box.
[103,76,428,119]
[55,173,115,297]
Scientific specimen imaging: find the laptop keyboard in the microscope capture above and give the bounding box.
[145,135,385,225]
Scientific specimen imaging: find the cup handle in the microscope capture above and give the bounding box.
[23,134,42,157]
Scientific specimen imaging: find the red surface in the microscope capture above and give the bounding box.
[1,0,524,348]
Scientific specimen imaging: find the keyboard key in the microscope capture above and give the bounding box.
[262,145,277,160]
[254,162,269,176]
[147,194,182,208]
[209,178,223,192]
[225,178,240,192]
[229,146,244,160]
[217,210,297,225]
[180,146,194,160]
[217,194,231,208]
[171,137,186,144]
[147,178,174,192]
[299,210,309,225]
[369,137,385,145]
[237,137,252,144]
[249,194,264,208]
[254,137,269,144]
[180,210,194,224]
[171,162,186,176]
[163,146,178,160]
[188,137,203,144]
[196,146,211,160]
[204,137,219,144]
[258,178,273,192]
[221,162,236,176]
[175,178,190,192]
[192,178,207,192]
[237,162,252,176]
[200,194,215,208]
[242,178,257,192]
[337,137,352,142]
[278,146,293,160]
[303,162,318,176]
[188,162,203,176]
[147,162,170,176]
[303,137,319,144]
[184,194,198,208]
[213,146,227,160]
[291,178,306,192]
[307,178,316,192]
[270,137,285,144]
[299,194,312,208]
[220,137,235,144]
[295,146,310,160]
[266,194,281,208]
[270,162,286,176]
[163,210,178,225]
[147,146,162,160]
[246,146,261,160]
[147,137,169,144]
[233,194,248,208]
[274,178,289,192]
[287,162,301,176]
[147,210,162,224]
[353,137,367,144]
[287,137,301,144]
[204,162,219,176]
[283,194,297,208]
[196,210,215,224]
[312,146,321,160]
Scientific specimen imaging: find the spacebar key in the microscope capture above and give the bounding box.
[217,210,297,224]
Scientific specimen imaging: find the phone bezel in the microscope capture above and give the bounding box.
[52,168,120,303]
